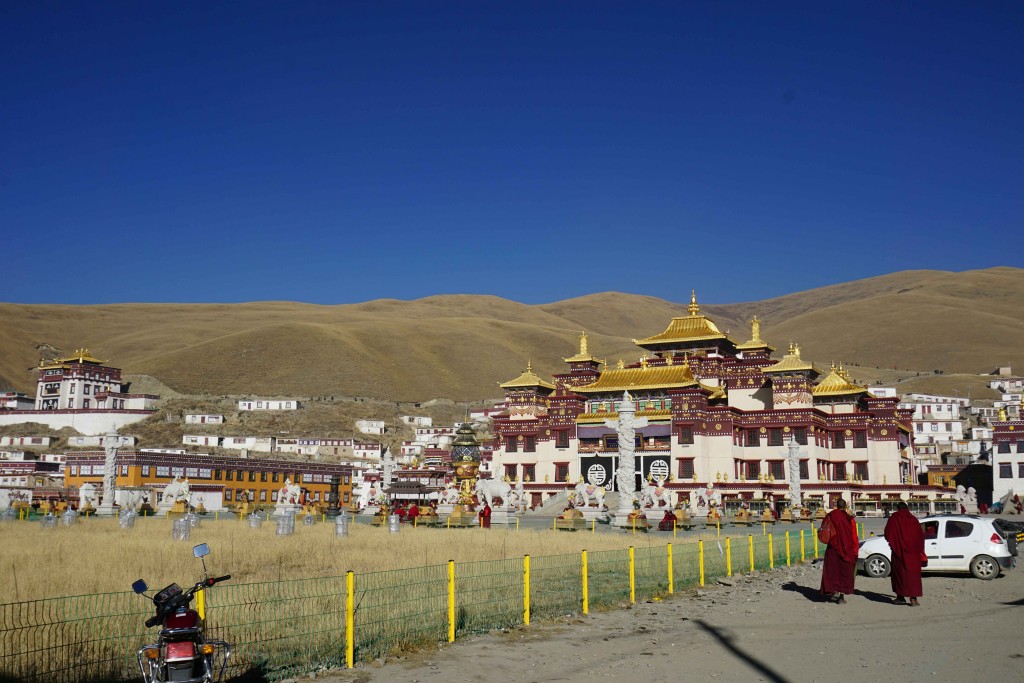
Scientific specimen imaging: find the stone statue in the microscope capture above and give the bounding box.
[640,476,672,508]
[79,482,97,509]
[571,480,607,509]
[514,478,526,511]
[278,478,301,505]
[786,435,802,509]
[381,449,396,490]
[608,391,647,515]
[161,476,190,505]
[439,481,461,505]
[474,477,513,509]
[97,429,120,514]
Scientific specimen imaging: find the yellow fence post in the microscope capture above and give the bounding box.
[726,537,732,577]
[196,588,205,620]
[553,518,556,531]
[768,534,775,569]
[762,521,766,535]
[628,546,636,604]
[523,555,531,626]
[447,560,456,643]
[785,531,791,567]
[717,519,721,537]
[345,571,354,669]
[667,543,674,594]
[800,530,806,561]
[698,540,705,587]
[516,518,520,531]
[748,535,755,572]
[673,521,677,539]
[592,519,596,534]
[582,550,589,614]
[813,525,819,558]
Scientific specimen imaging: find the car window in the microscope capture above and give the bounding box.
[922,521,939,539]
[945,521,973,539]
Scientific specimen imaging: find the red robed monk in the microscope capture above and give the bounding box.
[820,499,858,604]
[884,501,925,606]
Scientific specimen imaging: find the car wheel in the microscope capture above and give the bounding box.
[970,555,999,580]
[864,554,891,578]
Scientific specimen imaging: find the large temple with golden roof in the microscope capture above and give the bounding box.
[491,293,948,515]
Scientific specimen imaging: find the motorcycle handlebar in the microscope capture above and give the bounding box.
[145,615,161,628]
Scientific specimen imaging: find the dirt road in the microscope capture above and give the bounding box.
[315,561,1023,683]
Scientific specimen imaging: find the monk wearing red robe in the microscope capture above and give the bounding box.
[884,501,925,606]
[820,498,857,604]
[478,503,492,528]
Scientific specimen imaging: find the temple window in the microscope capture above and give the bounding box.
[799,460,809,479]
[853,431,867,448]
[224,490,232,501]
[555,430,569,449]
[833,462,847,480]
[504,464,518,480]
[523,435,536,452]
[272,472,279,483]
[769,461,784,479]
[745,461,761,478]
[678,427,694,445]
[768,429,783,447]
[793,427,807,445]
[505,438,518,453]
[248,471,257,482]
[678,459,695,479]
[831,432,846,449]
[746,429,760,447]
[523,464,536,481]
[854,462,869,479]
[555,463,569,482]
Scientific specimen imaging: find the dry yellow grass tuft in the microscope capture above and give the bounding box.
[0,516,727,603]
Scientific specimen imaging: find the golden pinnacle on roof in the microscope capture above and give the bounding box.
[617,359,625,369]
[688,289,700,316]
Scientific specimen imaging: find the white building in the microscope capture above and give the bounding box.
[355,419,386,435]
[866,387,898,398]
[183,435,224,448]
[0,436,52,447]
[237,399,299,411]
[221,436,276,453]
[413,426,456,447]
[904,393,971,408]
[0,392,34,410]
[185,414,225,425]
[400,441,424,457]
[400,415,432,427]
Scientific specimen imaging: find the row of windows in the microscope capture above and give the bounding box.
[997,463,1024,478]
[676,459,868,481]
[997,443,1024,454]
[71,464,349,485]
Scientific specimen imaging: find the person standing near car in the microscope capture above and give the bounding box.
[820,498,857,604]
[884,501,925,606]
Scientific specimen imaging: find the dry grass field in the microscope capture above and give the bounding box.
[0,516,720,604]
[1,267,1020,402]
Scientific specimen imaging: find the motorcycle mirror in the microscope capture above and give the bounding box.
[192,543,210,558]
[132,579,148,594]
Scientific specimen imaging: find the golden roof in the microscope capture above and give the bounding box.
[573,362,698,394]
[633,291,730,346]
[812,363,867,397]
[38,348,107,370]
[734,315,775,351]
[498,361,555,391]
[763,343,818,374]
[563,331,601,364]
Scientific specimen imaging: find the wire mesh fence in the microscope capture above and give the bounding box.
[1,530,816,683]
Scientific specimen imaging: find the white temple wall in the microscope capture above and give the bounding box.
[0,411,153,436]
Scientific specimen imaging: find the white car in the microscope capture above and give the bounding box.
[857,515,1017,580]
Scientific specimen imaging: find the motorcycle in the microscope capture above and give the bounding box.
[132,543,232,683]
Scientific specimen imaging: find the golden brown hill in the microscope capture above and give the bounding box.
[0,267,1020,402]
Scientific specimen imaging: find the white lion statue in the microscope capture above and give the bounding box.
[438,482,461,505]
[640,477,673,509]
[571,481,607,509]
[474,477,512,508]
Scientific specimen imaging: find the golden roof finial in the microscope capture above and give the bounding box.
[688,289,700,316]
[787,341,795,355]
[665,354,674,366]
[793,343,802,358]
[617,359,625,369]
[526,360,533,372]
[999,406,1008,422]
[579,331,588,356]
[640,355,648,369]
[750,316,762,343]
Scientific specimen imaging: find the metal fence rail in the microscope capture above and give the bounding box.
[1,531,816,683]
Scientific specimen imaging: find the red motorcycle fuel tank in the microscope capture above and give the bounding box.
[164,609,201,630]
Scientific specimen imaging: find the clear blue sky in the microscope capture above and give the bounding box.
[2,1,1021,305]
